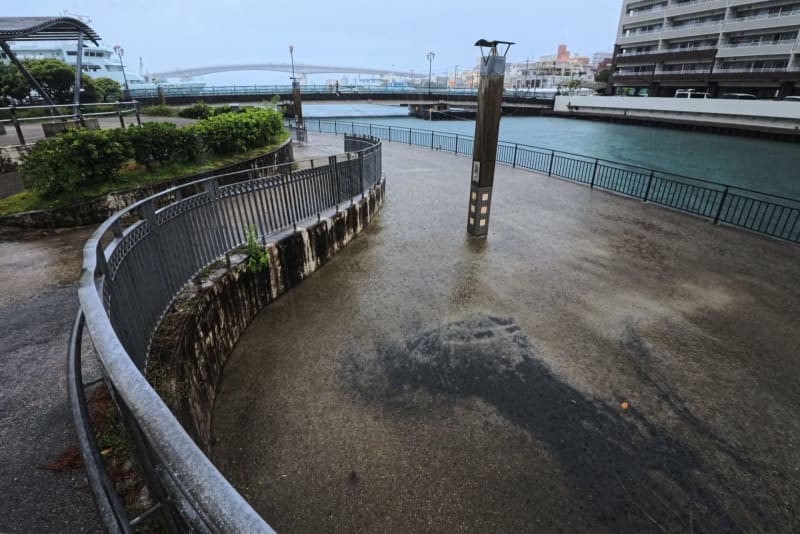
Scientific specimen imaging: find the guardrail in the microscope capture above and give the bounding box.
[0,101,141,145]
[297,119,800,245]
[69,135,383,532]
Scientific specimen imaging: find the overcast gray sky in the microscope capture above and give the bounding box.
[7,0,622,83]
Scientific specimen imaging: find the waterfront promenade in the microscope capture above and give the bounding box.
[1,131,799,531]
[213,132,800,532]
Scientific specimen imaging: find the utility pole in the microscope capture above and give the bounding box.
[289,45,306,143]
[467,39,513,237]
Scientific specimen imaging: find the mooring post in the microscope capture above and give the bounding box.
[467,39,514,237]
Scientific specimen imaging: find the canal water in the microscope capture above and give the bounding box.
[302,104,800,199]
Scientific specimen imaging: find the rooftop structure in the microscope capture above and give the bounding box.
[609,0,800,98]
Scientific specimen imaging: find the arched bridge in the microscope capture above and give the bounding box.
[150,63,419,80]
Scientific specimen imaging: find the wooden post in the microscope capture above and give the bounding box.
[467,40,512,237]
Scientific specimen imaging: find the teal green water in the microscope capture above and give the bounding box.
[303,104,800,199]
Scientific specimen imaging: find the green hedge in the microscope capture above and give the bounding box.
[125,122,202,169]
[19,128,131,198]
[196,108,284,156]
[20,108,285,198]
[177,102,215,119]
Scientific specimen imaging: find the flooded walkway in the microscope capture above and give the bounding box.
[212,132,800,533]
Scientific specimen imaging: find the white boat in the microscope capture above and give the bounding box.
[1,41,205,94]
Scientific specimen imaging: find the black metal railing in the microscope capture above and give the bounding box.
[297,119,800,244]
[0,101,141,145]
[69,135,383,533]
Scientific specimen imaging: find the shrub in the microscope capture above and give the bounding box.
[141,104,175,117]
[0,152,16,173]
[20,128,130,198]
[178,102,215,120]
[196,108,284,156]
[125,122,201,169]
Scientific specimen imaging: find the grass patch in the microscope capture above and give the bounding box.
[0,132,289,216]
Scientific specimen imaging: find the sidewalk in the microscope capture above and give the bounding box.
[0,226,102,533]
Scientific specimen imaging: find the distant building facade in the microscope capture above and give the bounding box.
[609,0,800,98]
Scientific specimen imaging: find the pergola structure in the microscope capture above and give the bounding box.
[0,17,101,112]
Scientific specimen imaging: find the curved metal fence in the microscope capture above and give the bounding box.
[297,119,800,245]
[69,135,383,533]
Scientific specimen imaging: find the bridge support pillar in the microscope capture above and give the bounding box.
[467,39,512,237]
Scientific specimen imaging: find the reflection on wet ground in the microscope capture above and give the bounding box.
[212,133,800,533]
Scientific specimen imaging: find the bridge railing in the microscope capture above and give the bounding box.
[69,135,383,533]
[127,84,556,101]
[298,119,800,245]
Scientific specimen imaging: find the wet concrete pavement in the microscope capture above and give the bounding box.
[212,132,800,533]
[0,226,102,533]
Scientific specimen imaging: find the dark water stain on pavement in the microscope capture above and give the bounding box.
[343,315,771,533]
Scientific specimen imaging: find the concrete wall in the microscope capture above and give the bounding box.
[0,138,294,228]
[148,182,385,451]
[553,96,800,132]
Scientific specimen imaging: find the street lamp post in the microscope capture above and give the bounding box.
[113,45,130,99]
[427,51,435,94]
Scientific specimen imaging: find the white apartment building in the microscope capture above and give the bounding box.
[609,0,800,97]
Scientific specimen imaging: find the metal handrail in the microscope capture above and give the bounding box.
[0,101,142,145]
[299,119,800,244]
[70,135,383,532]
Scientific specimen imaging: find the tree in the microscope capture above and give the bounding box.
[21,58,98,104]
[94,77,121,102]
[0,63,30,104]
[596,69,611,83]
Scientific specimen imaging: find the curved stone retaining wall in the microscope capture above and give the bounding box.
[0,137,294,228]
[149,183,384,451]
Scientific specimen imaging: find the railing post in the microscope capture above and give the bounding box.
[133,100,141,125]
[10,106,25,145]
[334,121,337,135]
[547,150,555,176]
[431,131,434,149]
[359,151,366,200]
[455,134,459,154]
[369,123,372,137]
[512,144,519,168]
[643,170,654,201]
[115,101,125,128]
[590,159,598,189]
[77,105,86,127]
[388,126,392,142]
[330,155,340,212]
[409,128,412,146]
[714,186,730,224]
